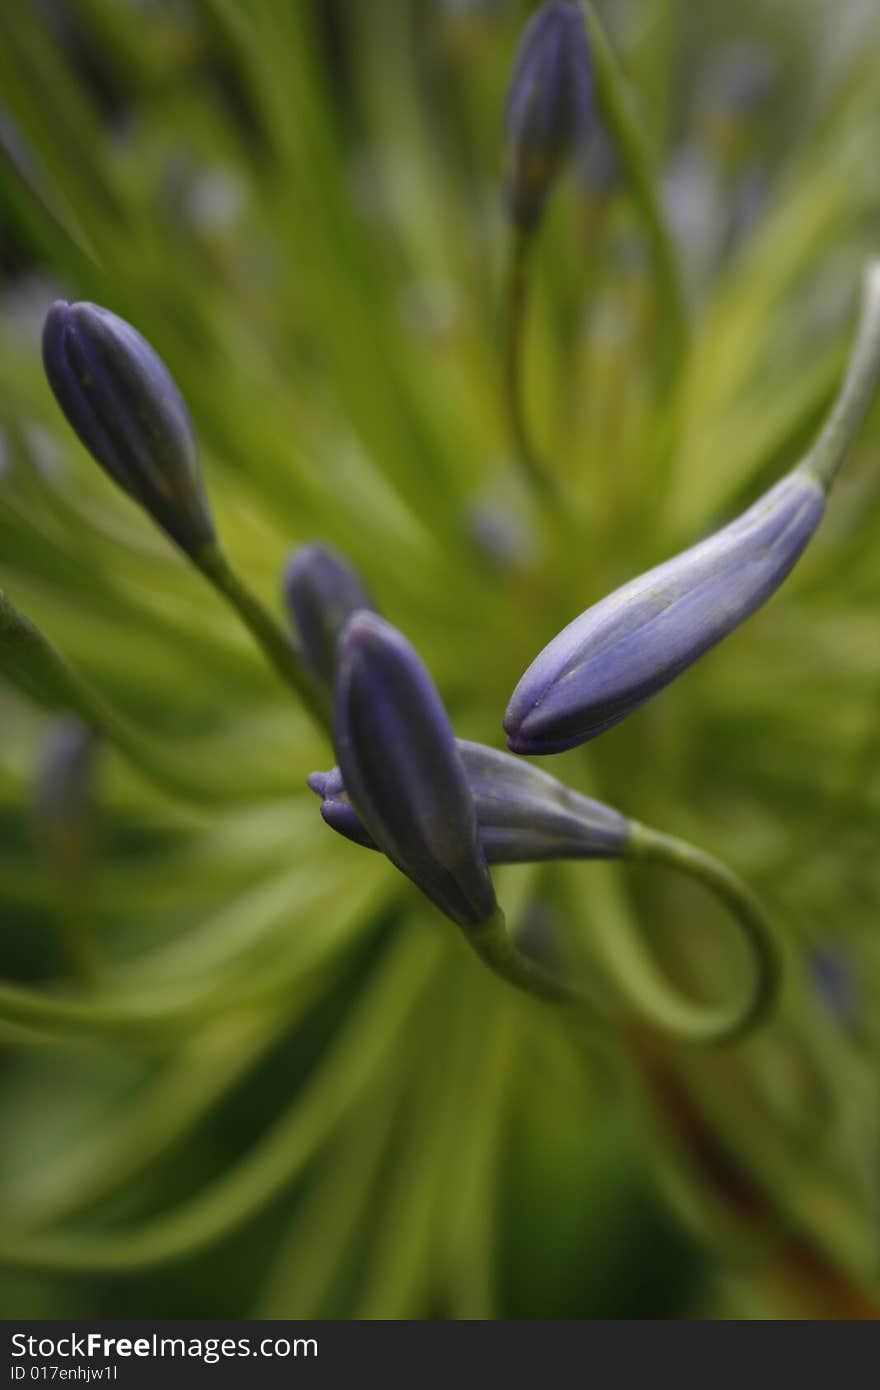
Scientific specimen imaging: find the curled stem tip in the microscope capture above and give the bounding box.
[802,258,880,492]
[625,823,783,1045]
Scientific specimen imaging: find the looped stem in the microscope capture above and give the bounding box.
[466,907,605,1012]
[460,829,780,1049]
[621,823,783,1045]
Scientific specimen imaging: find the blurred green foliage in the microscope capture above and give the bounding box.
[0,0,879,1319]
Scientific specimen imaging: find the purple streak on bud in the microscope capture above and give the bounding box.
[504,0,594,232]
[505,471,826,754]
[308,740,628,863]
[283,543,376,688]
[33,718,97,877]
[333,613,496,927]
[42,301,214,555]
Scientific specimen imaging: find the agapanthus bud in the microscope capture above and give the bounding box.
[459,739,627,860]
[42,301,214,555]
[333,612,497,927]
[308,739,628,863]
[33,719,97,878]
[504,0,594,232]
[306,768,379,851]
[505,471,825,753]
[283,543,376,688]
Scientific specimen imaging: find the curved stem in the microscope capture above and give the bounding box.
[464,906,607,1014]
[503,231,560,501]
[624,823,783,1044]
[0,589,268,805]
[582,0,689,377]
[194,543,332,734]
[799,258,880,492]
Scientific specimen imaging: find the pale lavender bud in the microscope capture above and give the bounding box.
[505,471,826,753]
[283,543,376,689]
[334,613,497,927]
[42,301,214,555]
[308,739,628,863]
[504,0,594,232]
[459,739,627,860]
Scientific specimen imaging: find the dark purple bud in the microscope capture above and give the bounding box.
[333,612,497,927]
[320,796,379,851]
[504,0,594,232]
[308,739,628,863]
[33,718,98,877]
[505,471,826,754]
[42,301,214,555]
[283,543,376,688]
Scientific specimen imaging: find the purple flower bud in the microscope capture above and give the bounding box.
[459,739,627,861]
[504,0,594,232]
[308,739,629,863]
[505,470,826,753]
[33,718,98,877]
[307,767,380,851]
[283,543,376,688]
[333,612,497,927]
[42,301,214,555]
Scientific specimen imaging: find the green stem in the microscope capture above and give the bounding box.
[465,906,606,1012]
[799,258,880,492]
[55,885,99,990]
[194,542,331,733]
[624,823,783,1045]
[0,589,263,805]
[503,231,561,501]
[582,0,689,375]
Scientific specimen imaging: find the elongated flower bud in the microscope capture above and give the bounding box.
[283,543,376,688]
[460,739,627,861]
[505,472,825,753]
[42,301,214,555]
[333,612,496,927]
[506,260,880,754]
[308,739,628,863]
[504,0,594,232]
[34,719,98,878]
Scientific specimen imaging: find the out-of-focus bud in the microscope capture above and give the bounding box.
[33,718,98,878]
[283,543,377,688]
[505,470,826,753]
[42,301,214,555]
[696,41,775,161]
[333,613,497,927]
[809,944,858,1031]
[504,0,594,232]
[308,739,628,863]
